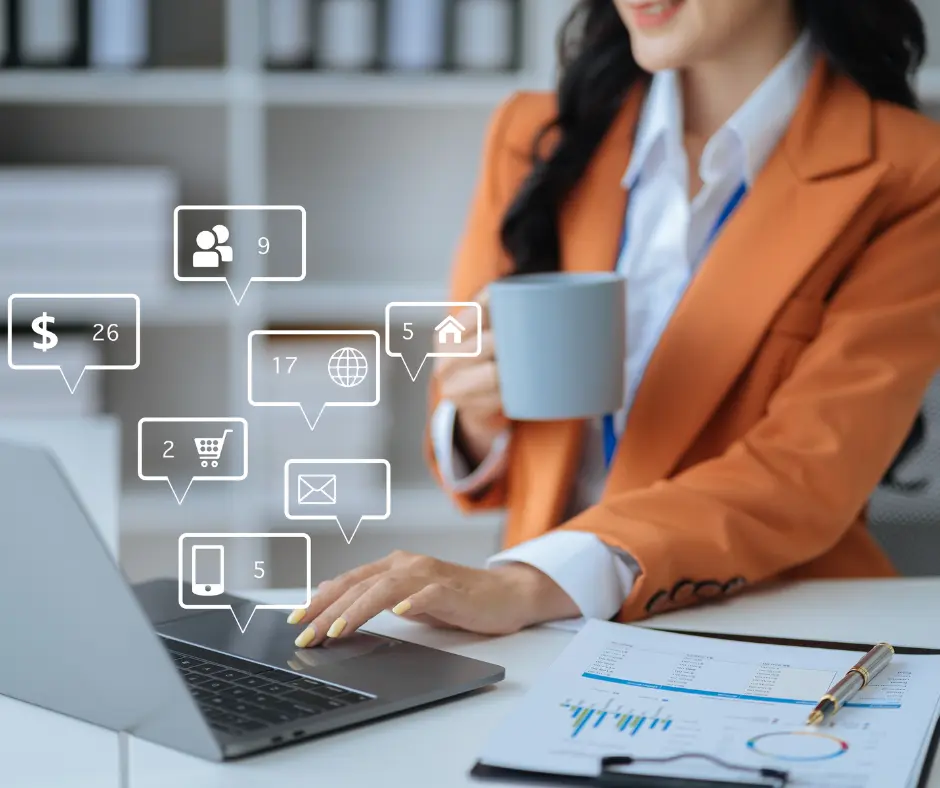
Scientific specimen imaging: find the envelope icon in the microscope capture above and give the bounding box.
[298,474,337,505]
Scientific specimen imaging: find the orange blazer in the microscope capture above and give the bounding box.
[427,58,940,622]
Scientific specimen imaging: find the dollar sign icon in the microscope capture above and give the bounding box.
[32,312,58,352]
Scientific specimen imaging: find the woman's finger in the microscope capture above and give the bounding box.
[434,331,495,381]
[391,582,470,628]
[293,576,380,648]
[438,360,500,403]
[295,574,415,648]
[320,574,423,642]
[287,556,393,626]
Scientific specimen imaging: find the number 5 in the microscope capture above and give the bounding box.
[403,322,414,341]
[254,561,265,579]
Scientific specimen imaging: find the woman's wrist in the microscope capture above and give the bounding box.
[490,563,581,627]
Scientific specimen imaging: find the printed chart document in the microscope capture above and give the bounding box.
[478,621,940,787]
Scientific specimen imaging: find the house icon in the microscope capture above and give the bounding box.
[435,315,465,345]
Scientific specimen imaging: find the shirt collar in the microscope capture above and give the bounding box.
[624,31,815,189]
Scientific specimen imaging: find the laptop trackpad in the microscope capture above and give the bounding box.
[155,602,398,675]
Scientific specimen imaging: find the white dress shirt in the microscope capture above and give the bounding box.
[432,33,816,620]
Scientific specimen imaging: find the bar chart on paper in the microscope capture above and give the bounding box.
[560,701,673,738]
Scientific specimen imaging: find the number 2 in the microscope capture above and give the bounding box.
[254,561,265,579]
[163,441,174,459]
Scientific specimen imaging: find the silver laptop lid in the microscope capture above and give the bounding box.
[0,439,221,761]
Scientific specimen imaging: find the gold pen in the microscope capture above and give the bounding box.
[806,642,895,725]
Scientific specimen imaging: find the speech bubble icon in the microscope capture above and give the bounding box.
[7,293,140,393]
[173,205,306,305]
[248,330,381,431]
[385,302,482,381]
[284,459,391,544]
[178,533,311,633]
[138,417,248,503]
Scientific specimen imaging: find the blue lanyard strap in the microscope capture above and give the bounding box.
[603,182,748,470]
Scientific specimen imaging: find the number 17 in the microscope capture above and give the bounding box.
[274,356,298,374]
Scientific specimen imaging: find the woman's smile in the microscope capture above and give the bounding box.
[625,0,687,30]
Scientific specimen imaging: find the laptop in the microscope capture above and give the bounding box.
[0,440,505,761]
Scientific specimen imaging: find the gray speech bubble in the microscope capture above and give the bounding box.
[138,418,248,503]
[248,330,381,431]
[174,206,306,305]
[284,459,391,544]
[385,302,482,381]
[7,294,140,393]
[178,533,311,633]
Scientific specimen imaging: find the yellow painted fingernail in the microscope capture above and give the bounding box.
[294,624,317,648]
[392,600,412,616]
[286,608,305,625]
[326,618,347,638]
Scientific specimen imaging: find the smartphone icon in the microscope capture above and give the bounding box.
[192,545,225,596]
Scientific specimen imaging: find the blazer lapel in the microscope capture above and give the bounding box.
[606,61,890,493]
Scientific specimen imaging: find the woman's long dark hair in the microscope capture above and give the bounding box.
[500,0,929,488]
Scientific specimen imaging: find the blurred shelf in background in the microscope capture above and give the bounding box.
[263,71,526,107]
[0,70,231,105]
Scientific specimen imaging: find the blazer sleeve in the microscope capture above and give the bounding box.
[423,93,526,512]
[559,155,940,621]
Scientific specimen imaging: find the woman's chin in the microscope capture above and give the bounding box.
[630,43,693,74]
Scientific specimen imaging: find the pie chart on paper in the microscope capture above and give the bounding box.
[747,731,849,762]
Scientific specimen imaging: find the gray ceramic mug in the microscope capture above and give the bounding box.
[487,272,627,421]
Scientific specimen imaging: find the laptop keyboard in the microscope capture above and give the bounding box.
[163,639,373,737]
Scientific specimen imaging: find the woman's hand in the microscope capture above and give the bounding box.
[286,551,580,648]
[433,296,508,465]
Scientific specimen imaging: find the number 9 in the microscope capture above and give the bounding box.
[258,237,270,255]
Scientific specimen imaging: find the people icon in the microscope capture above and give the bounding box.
[192,225,233,269]
[212,224,233,263]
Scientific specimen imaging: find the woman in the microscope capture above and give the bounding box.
[289,0,940,648]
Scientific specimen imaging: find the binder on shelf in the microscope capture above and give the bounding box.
[450,0,520,73]
[315,0,379,71]
[265,0,314,70]
[89,0,148,69]
[0,0,11,67]
[384,0,447,72]
[15,0,89,67]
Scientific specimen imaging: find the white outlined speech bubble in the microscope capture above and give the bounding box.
[7,293,140,393]
[178,533,311,633]
[385,301,482,381]
[248,330,381,431]
[284,459,391,544]
[173,205,306,305]
[138,417,248,504]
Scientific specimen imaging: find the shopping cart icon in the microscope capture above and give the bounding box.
[194,429,233,468]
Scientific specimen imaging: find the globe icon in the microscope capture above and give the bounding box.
[328,347,369,388]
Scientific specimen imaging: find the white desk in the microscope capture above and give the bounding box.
[4,579,940,788]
